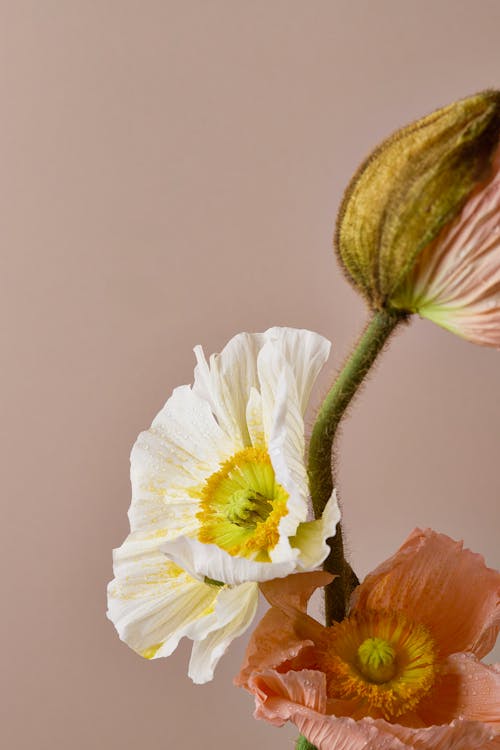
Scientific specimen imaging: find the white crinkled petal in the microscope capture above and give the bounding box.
[192,332,265,446]
[292,490,341,570]
[145,384,233,479]
[160,535,298,585]
[263,328,331,414]
[245,386,265,448]
[257,329,334,566]
[107,535,220,659]
[188,582,259,684]
[257,341,311,559]
[129,385,234,537]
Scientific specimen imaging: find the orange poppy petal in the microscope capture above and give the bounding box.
[417,653,500,728]
[237,572,334,689]
[259,570,334,612]
[351,529,500,658]
[235,606,315,689]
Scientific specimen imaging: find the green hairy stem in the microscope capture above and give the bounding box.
[308,308,406,624]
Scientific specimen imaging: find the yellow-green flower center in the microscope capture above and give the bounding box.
[317,609,438,720]
[225,489,273,528]
[357,637,397,683]
[196,447,289,561]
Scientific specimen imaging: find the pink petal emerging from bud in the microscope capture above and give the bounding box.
[397,147,500,347]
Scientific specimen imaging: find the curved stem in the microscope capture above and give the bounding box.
[308,308,406,624]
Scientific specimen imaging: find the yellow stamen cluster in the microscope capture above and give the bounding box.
[316,609,438,720]
[196,447,289,560]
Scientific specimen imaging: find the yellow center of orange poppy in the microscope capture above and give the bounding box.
[196,447,289,561]
[316,609,437,719]
[357,637,397,683]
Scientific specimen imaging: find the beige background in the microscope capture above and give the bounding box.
[2,2,499,748]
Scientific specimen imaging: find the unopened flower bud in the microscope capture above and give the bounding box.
[391,141,500,347]
[336,91,500,341]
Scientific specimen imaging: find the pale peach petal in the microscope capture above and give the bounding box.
[246,667,388,747]
[396,144,500,348]
[275,706,406,748]
[294,712,407,750]
[351,528,500,658]
[417,653,500,728]
[250,668,327,720]
[251,681,500,750]
[370,718,500,750]
[374,718,500,750]
[298,708,498,750]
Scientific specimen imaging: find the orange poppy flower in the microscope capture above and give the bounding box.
[236,529,500,749]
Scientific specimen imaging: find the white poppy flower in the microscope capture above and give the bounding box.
[107,327,340,682]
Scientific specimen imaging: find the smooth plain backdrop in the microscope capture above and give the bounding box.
[2,2,499,748]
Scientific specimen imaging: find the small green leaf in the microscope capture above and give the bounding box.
[295,735,318,750]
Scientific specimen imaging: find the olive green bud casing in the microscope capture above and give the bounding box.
[335,90,500,309]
